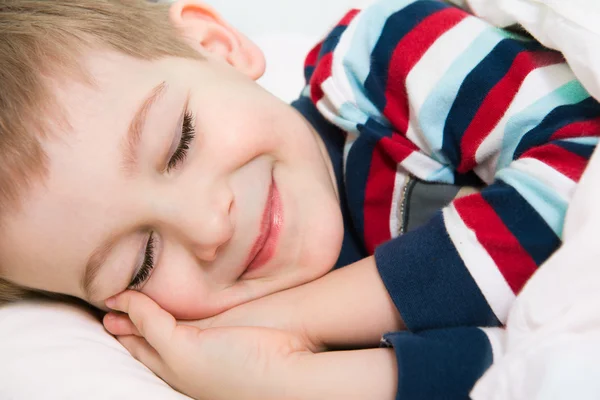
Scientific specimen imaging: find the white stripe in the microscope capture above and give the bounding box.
[406,17,489,154]
[320,78,349,120]
[318,78,364,133]
[330,9,364,112]
[400,151,444,180]
[389,168,410,238]
[509,157,576,201]
[443,205,516,323]
[315,93,339,126]
[475,63,575,183]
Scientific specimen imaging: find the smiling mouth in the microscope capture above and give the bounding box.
[244,179,282,275]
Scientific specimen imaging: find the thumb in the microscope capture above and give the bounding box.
[106,291,176,355]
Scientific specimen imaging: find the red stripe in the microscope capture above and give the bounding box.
[339,9,360,26]
[458,51,564,173]
[363,137,417,253]
[307,9,360,103]
[383,8,466,135]
[364,9,465,252]
[454,194,538,293]
[520,143,589,182]
[363,143,398,253]
[550,117,600,141]
[310,52,333,103]
[305,42,323,70]
[380,135,420,159]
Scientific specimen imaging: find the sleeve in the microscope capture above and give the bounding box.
[303,0,600,331]
[381,327,504,400]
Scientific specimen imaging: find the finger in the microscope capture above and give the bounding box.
[103,312,142,337]
[117,335,169,379]
[106,291,176,354]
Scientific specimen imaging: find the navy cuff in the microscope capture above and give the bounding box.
[375,212,500,331]
[382,327,494,400]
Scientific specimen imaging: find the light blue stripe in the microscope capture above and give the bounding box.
[335,0,420,129]
[426,166,455,183]
[333,103,367,134]
[418,27,506,165]
[497,80,589,170]
[559,137,600,146]
[496,168,568,237]
[301,85,311,97]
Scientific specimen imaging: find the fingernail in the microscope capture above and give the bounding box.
[105,296,116,309]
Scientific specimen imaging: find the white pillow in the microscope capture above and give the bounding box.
[0,299,191,400]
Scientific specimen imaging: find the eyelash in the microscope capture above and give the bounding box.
[167,111,195,171]
[128,232,156,290]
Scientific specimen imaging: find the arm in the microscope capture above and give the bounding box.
[291,348,398,400]
[182,255,404,351]
[104,290,504,400]
[293,255,405,350]
[291,327,503,400]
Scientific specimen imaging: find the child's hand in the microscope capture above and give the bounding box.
[182,288,324,352]
[182,256,403,352]
[103,291,311,400]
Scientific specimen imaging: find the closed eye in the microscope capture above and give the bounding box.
[167,110,195,171]
[128,232,156,290]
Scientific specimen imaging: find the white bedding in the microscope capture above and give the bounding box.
[1,0,600,398]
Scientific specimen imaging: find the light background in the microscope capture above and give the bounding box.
[202,0,374,101]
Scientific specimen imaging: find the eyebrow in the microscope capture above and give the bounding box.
[122,81,168,174]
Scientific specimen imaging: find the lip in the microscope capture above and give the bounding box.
[243,180,283,275]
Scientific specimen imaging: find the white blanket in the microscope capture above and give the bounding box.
[464,0,600,398]
[472,142,600,400]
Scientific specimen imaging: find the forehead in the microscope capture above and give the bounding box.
[0,51,169,295]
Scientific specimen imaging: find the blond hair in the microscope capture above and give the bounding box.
[0,0,200,305]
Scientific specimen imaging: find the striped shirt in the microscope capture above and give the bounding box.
[291,0,600,398]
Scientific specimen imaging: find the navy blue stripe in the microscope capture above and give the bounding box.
[554,140,597,159]
[318,24,348,59]
[375,212,501,331]
[482,181,560,265]
[346,118,394,245]
[303,65,315,83]
[442,38,545,167]
[515,97,600,159]
[302,23,350,90]
[384,328,493,400]
[364,0,449,113]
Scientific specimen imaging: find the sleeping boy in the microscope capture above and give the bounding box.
[0,0,598,399]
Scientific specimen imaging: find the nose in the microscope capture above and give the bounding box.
[168,182,234,263]
[192,204,233,261]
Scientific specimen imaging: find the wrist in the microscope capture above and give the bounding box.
[286,348,398,400]
[299,256,404,350]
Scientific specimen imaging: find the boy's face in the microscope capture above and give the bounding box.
[0,2,343,319]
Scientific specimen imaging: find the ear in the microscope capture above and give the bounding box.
[169,0,266,80]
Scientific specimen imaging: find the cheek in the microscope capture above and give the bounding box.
[299,200,344,276]
[142,266,219,319]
